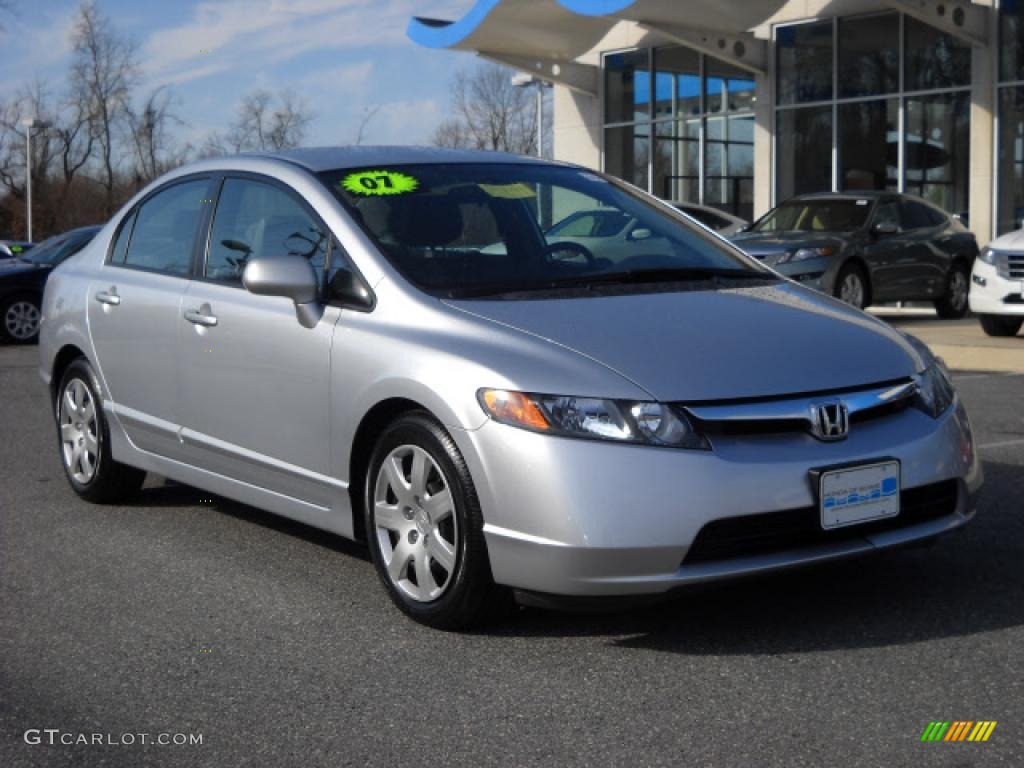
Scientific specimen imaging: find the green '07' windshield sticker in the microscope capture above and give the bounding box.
[341,170,419,196]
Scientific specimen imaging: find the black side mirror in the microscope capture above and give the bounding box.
[329,268,374,310]
[872,221,898,237]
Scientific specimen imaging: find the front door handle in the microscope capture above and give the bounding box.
[184,306,218,327]
[95,288,120,306]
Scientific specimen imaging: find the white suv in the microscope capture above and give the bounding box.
[970,231,1024,337]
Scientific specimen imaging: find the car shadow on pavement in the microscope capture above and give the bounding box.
[484,459,1024,653]
[130,477,371,563]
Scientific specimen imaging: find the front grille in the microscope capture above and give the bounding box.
[683,480,958,566]
[1004,294,1024,305]
[1003,253,1024,280]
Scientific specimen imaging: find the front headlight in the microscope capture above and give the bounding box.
[978,247,997,266]
[478,389,711,450]
[914,360,956,419]
[780,246,835,264]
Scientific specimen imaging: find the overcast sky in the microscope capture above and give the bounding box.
[1,0,475,149]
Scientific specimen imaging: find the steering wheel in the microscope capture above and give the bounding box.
[542,240,596,267]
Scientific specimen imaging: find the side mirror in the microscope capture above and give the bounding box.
[736,224,750,234]
[872,221,898,237]
[328,268,374,310]
[242,255,323,329]
[629,227,653,242]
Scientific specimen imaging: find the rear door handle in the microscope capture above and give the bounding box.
[184,307,218,327]
[95,289,120,306]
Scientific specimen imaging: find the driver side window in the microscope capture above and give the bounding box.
[206,178,327,284]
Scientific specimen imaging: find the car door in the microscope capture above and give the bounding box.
[87,176,212,460]
[893,199,942,298]
[861,197,905,302]
[175,175,341,507]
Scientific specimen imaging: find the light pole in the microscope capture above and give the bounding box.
[511,74,550,158]
[20,118,36,242]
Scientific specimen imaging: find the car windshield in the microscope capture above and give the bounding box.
[320,163,771,298]
[751,200,872,233]
[22,231,93,265]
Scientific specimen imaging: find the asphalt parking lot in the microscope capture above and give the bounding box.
[1,338,1022,768]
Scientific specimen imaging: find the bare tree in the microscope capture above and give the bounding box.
[69,0,139,213]
[127,86,185,184]
[431,63,541,155]
[223,89,313,152]
[353,104,381,146]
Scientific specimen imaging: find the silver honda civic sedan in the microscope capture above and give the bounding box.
[39,147,982,629]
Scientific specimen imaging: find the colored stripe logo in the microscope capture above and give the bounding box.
[921,721,997,742]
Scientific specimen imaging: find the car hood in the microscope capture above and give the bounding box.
[444,284,924,402]
[988,228,1024,252]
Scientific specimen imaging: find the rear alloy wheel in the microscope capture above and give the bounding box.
[56,357,145,503]
[935,262,970,319]
[979,314,1023,337]
[365,412,499,630]
[1,294,42,343]
[835,264,869,310]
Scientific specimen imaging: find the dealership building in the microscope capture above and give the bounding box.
[409,0,1024,245]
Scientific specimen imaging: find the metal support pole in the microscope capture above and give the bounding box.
[536,82,543,158]
[23,120,33,242]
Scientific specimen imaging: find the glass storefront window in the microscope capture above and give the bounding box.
[705,60,755,114]
[604,124,650,190]
[653,120,700,202]
[838,13,899,98]
[904,16,970,92]
[705,115,754,220]
[903,92,969,217]
[776,106,833,201]
[838,99,898,191]
[605,49,650,124]
[997,87,1024,235]
[1001,2,1024,82]
[653,47,700,120]
[777,20,834,105]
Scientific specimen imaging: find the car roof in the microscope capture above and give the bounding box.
[790,191,888,202]
[241,145,553,173]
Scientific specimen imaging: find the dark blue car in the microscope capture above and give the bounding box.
[1,226,100,343]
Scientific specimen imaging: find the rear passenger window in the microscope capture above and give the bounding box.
[123,179,209,276]
[205,178,327,284]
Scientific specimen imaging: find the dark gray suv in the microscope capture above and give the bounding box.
[732,192,978,317]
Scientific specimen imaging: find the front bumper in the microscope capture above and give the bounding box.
[757,255,835,294]
[454,398,981,597]
[969,260,1024,315]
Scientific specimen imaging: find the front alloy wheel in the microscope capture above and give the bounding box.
[373,444,459,603]
[365,412,501,630]
[837,269,867,309]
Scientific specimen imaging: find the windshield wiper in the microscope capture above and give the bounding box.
[446,267,774,299]
[541,266,773,289]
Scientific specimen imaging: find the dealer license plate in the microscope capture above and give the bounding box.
[819,461,900,530]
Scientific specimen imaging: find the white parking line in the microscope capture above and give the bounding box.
[978,438,1024,451]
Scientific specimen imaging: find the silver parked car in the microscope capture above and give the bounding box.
[40,148,982,629]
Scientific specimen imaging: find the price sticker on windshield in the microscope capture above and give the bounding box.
[341,170,419,196]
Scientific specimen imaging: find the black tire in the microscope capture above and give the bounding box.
[979,314,1023,337]
[934,261,970,319]
[834,262,870,310]
[55,357,145,503]
[0,292,42,344]
[364,411,500,630]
